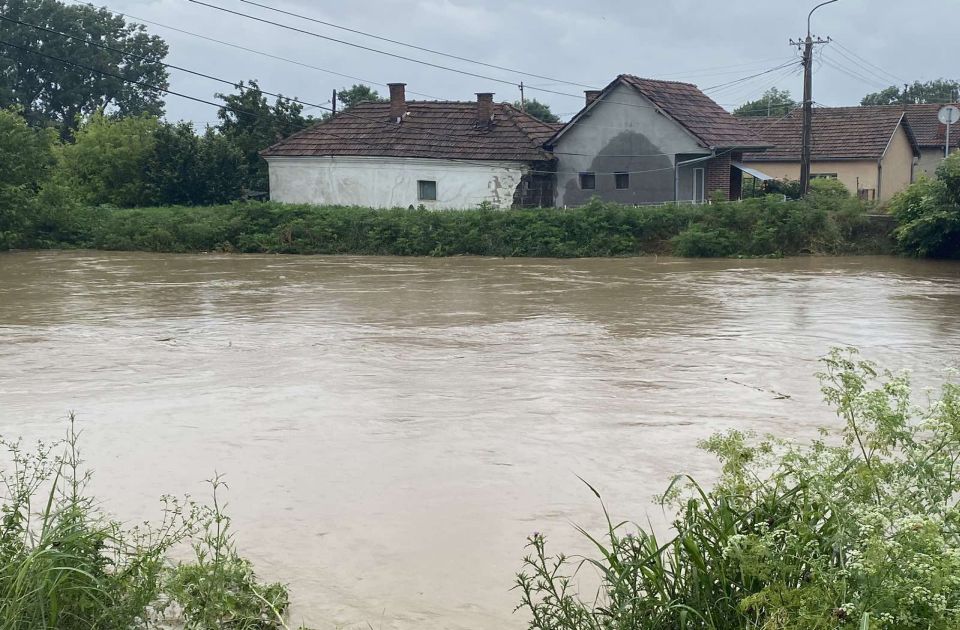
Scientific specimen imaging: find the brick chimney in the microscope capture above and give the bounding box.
[585,90,602,106]
[388,83,406,121]
[476,92,494,126]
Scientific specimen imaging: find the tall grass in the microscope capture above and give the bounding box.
[23,196,892,258]
[0,415,300,629]
[516,349,960,629]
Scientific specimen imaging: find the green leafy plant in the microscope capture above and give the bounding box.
[0,415,300,629]
[890,152,960,258]
[517,349,960,629]
[166,475,291,629]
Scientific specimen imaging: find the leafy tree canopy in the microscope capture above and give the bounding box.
[336,84,384,110]
[0,107,59,246]
[861,79,960,105]
[59,110,160,207]
[733,88,796,117]
[0,0,169,138]
[216,80,314,194]
[513,98,560,124]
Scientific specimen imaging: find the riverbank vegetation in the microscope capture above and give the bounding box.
[6,194,891,258]
[0,416,301,629]
[0,104,891,258]
[889,152,960,258]
[517,348,960,629]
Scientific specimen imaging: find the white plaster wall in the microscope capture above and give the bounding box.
[266,156,528,209]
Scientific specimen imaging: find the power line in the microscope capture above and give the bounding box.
[828,46,897,88]
[819,51,888,90]
[702,60,800,93]
[186,0,793,116]
[7,10,794,162]
[0,39,676,176]
[58,0,443,100]
[233,0,596,90]
[0,14,510,150]
[830,39,907,85]
[1,35,804,181]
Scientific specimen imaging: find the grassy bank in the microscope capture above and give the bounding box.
[0,417,300,629]
[21,195,893,258]
[519,349,960,629]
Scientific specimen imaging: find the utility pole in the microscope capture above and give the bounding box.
[519,82,526,112]
[332,89,337,117]
[792,0,837,197]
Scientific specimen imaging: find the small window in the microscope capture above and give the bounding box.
[614,172,629,190]
[810,173,838,180]
[417,180,437,201]
[579,172,596,190]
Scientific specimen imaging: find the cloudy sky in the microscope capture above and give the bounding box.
[102,0,951,124]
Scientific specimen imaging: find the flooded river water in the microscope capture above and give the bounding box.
[1,251,960,628]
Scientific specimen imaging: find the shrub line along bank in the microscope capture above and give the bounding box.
[17,194,893,259]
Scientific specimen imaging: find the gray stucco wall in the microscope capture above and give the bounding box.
[552,83,709,207]
[917,148,948,179]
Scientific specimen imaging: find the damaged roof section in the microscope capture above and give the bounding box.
[261,100,558,162]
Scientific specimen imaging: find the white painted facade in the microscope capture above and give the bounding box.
[266,155,529,209]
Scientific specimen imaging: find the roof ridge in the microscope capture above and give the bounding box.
[619,73,698,88]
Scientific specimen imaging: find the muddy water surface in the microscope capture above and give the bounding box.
[1,252,960,628]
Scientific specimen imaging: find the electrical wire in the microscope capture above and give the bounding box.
[57,0,443,100]
[8,9,800,163]
[233,0,596,90]
[819,51,889,90]
[830,39,907,85]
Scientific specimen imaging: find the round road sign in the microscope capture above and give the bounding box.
[938,105,960,125]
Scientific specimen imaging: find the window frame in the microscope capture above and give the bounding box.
[417,179,437,201]
[614,172,630,190]
[810,173,838,180]
[693,167,705,203]
[579,172,596,190]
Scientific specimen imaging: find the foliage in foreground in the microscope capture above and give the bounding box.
[9,196,890,259]
[0,416,297,629]
[890,151,960,258]
[517,349,960,629]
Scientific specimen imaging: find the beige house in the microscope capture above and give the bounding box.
[739,107,920,202]
[902,103,960,178]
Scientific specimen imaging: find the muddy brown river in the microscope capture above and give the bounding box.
[1,251,960,628]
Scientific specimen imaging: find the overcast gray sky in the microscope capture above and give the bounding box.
[104,0,952,124]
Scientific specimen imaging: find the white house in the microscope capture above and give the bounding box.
[261,84,558,209]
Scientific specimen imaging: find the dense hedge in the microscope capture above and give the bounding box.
[21,196,893,258]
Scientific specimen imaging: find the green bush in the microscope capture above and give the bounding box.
[517,349,960,629]
[23,197,889,258]
[891,153,960,258]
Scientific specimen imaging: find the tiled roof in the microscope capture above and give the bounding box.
[618,75,770,149]
[261,101,556,162]
[739,106,917,161]
[902,103,960,148]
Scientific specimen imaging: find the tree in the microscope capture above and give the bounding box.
[0,0,169,138]
[733,88,796,117]
[513,98,560,123]
[861,79,960,105]
[59,111,159,207]
[142,122,243,206]
[0,108,58,247]
[216,81,314,194]
[336,84,384,110]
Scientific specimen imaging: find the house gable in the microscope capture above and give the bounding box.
[550,82,708,207]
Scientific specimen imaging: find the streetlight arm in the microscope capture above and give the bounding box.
[808,0,839,37]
